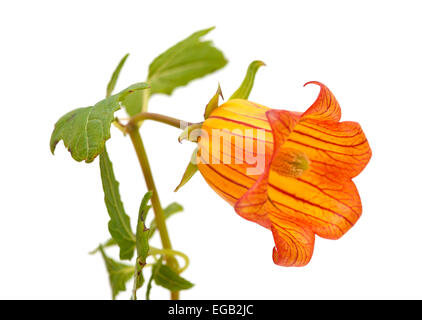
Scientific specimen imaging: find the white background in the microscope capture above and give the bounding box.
[1,0,421,299]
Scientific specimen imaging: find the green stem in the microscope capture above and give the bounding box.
[127,124,180,300]
[128,112,193,129]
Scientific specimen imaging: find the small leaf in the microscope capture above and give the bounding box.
[132,192,153,299]
[89,238,116,255]
[148,202,184,239]
[153,263,194,291]
[229,60,265,100]
[107,53,149,117]
[100,147,136,260]
[174,148,199,192]
[163,202,184,215]
[147,27,228,96]
[178,123,203,143]
[204,83,223,119]
[132,257,145,300]
[146,257,193,298]
[99,245,134,300]
[106,53,129,97]
[136,191,152,262]
[50,82,149,162]
[146,258,162,300]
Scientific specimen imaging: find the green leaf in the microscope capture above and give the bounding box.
[89,238,116,255]
[148,202,183,239]
[147,27,228,96]
[174,148,199,192]
[99,147,136,260]
[163,202,184,216]
[132,257,145,300]
[146,257,194,299]
[204,83,223,119]
[50,82,149,163]
[153,263,194,291]
[229,60,265,100]
[121,88,150,117]
[106,53,149,121]
[99,245,134,300]
[132,191,153,299]
[106,53,129,97]
[135,191,152,262]
[146,258,162,300]
[178,123,203,143]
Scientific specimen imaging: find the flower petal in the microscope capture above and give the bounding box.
[199,83,371,266]
[269,205,315,267]
[295,82,371,178]
[266,83,370,239]
[286,120,371,178]
[267,170,362,239]
[198,162,251,205]
[234,110,300,228]
[198,100,273,207]
[234,173,271,228]
[302,81,341,122]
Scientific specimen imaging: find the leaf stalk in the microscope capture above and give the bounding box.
[127,111,193,129]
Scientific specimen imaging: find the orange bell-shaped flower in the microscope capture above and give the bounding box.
[196,82,372,267]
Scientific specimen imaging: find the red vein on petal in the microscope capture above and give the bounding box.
[201,174,238,202]
[199,156,250,191]
[288,139,370,156]
[296,177,361,218]
[268,196,346,234]
[207,115,271,131]
[291,130,368,148]
[297,122,362,138]
[269,184,354,226]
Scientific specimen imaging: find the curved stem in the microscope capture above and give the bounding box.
[128,111,193,129]
[127,125,180,300]
[149,247,190,274]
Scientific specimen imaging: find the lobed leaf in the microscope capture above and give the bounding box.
[147,27,228,96]
[99,245,134,300]
[50,82,149,163]
[99,147,136,260]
